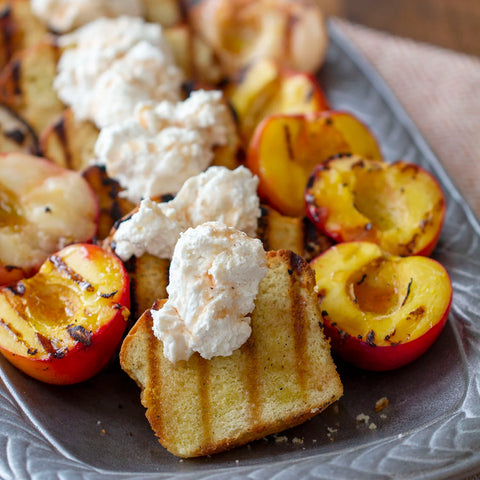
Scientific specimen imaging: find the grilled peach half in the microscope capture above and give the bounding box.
[246,111,382,217]
[226,58,329,143]
[305,155,446,256]
[189,0,328,75]
[0,153,98,285]
[311,242,452,371]
[0,244,130,384]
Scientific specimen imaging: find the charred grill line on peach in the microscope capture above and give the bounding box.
[67,325,92,346]
[49,255,94,292]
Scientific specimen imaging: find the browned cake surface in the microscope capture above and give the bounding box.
[120,249,343,458]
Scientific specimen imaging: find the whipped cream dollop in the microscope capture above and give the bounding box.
[54,16,183,128]
[113,166,261,261]
[151,222,267,362]
[94,90,235,202]
[31,0,144,33]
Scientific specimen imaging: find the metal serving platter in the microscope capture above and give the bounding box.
[1,21,480,480]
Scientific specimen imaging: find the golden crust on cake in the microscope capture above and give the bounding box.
[120,249,343,458]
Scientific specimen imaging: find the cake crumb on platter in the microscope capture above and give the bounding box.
[375,396,389,412]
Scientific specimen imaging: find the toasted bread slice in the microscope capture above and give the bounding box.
[0,38,63,134]
[0,0,48,70]
[120,249,343,457]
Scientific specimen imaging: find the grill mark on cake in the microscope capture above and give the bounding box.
[256,206,270,251]
[242,333,262,429]
[52,115,74,169]
[51,41,61,61]
[128,277,139,321]
[284,13,295,72]
[0,6,15,67]
[11,58,21,96]
[287,253,309,395]
[197,356,213,448]
[145,309,164,436]
[187,20,197,80]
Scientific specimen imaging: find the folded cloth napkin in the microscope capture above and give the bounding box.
[334,19,480,221]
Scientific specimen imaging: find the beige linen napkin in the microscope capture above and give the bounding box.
[334,19,480,221]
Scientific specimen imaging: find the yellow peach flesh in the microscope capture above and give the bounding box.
[249,112,382,217]
[308,157,445,255]
[313,242,452,347]
[0,245,127,359]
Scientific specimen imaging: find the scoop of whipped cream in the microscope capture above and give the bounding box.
[31,0,144,33]
[151,222,267,362]
[112,166,261,261]
[94,90,235,202]
[54,16,183,128]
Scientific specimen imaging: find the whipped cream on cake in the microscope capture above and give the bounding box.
[31,0,144,33]
[94,90,235,202]
[150,222,267,362]
[54,16,183,128]
[113,166,261,261]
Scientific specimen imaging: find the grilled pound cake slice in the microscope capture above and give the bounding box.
[120,249,343,458]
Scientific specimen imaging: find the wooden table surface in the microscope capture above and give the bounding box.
[317,0,480,57]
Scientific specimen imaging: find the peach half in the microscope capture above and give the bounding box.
[0,152,98,285]
[247,111,382,217]
[305,155,446,256]
[226,58,329,143]
[310,241,452,371]
[0,244,130,384]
